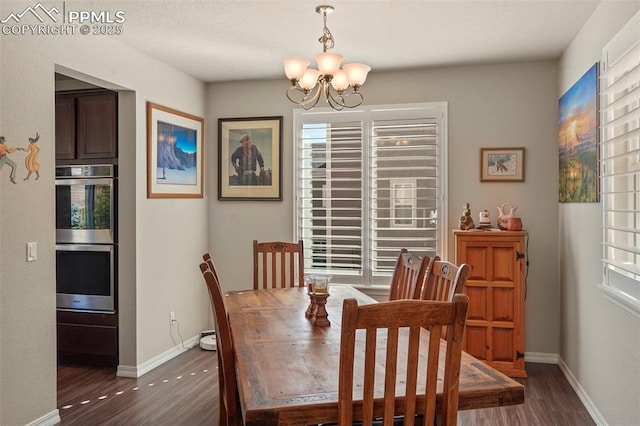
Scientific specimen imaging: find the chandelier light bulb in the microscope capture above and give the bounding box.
[299,68,320,91]
[343,63,371,87]
[315,52,343,76]
[284,57,311,81]
[330,70,349,91]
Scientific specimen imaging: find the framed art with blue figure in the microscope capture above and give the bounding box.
[218,116,282,201]
[146,102,205,198]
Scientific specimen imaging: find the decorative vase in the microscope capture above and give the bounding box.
[497,203,522,230]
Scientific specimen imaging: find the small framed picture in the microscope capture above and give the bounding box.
[480,147,525,182]
[146,102,205,198]
[218,116,282,200]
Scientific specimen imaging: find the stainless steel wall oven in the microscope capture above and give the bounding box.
[55,164,117,312]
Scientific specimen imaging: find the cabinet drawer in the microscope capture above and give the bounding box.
[57,323,117,357]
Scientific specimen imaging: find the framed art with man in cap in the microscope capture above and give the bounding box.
[218,116,282,201]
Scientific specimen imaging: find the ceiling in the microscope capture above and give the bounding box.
[80,0,605,83]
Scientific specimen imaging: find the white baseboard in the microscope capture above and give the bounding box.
[558,358,607,426]
[25,409,60,426]
[116,334,200,378]
[525,351,559,364]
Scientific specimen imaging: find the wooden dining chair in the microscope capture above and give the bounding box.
[420,260,470,302]
[338,294,469,426]
[388,249,435,301]
[253,240,304,289]
[199,262,242,426]
[202,253,220,281]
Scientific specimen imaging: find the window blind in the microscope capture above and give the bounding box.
[600,11,640,314]
[295,104,446,286]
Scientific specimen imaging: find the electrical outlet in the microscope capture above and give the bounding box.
[170,311,176,322]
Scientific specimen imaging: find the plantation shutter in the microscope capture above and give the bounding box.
[369,112,440,276]
[295,104,446,286]
[600,11,640,313]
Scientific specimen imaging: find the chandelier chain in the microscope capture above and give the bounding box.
[318,11,334,52]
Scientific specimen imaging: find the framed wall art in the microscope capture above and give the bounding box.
[558,63,599,203]
[480,147,525,182]
[146,102,205,198]
[218,116,282,201]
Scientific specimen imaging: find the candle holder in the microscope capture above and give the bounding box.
[310,293,330,327]
[306,274,332,327]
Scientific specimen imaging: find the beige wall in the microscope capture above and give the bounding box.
[0,21,209,426]
[207,61,561,357]
[558,3,640,426]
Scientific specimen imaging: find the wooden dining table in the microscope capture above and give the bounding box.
[226,285,525,426]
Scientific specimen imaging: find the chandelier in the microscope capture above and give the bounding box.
[283,5,371,111]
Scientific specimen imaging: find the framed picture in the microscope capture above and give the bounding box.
[146,102,205,198]
[558,63,599,203]
[480,147,525,182]
[218,116,282,200]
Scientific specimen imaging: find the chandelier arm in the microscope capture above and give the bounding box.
[342,90,364,108]
[286,84,323,110]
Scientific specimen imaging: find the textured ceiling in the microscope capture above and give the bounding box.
[72,0,604,82]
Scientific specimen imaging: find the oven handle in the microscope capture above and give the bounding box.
[56,244,114,252]
[55,178,114,186]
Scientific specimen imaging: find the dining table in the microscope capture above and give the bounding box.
[226,285,525,426]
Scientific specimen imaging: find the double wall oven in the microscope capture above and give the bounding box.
[55,164,117,312]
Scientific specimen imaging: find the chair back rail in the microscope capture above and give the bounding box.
[389,249,435,301]
[253,240,304,289]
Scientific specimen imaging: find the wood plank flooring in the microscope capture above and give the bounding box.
[58,348,594,425]
[57,346,218,425]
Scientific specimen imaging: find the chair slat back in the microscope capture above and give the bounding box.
[253,240,304,290]
[421,260,470,302]
[338,295,469,426]
[199,261,241,426]
[389,249,434,300]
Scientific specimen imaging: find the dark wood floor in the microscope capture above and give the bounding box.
[58,348,594,425]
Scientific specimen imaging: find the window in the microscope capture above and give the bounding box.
[294,103,447,286]
[600,11,640,317]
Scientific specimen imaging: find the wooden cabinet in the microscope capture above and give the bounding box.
[57,310,118,366]
[55,90,117,161]
[454,230,528,378]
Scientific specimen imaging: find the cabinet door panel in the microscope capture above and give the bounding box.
[464,326,488,360]
[493,247,516,280]
[465,246,488,280]
[77,93,117,158]
[493,287,514,321]
[466,286,488,321]
[55,96,76,160]
[492,327,515,362]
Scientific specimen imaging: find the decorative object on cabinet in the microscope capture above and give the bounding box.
[55,89,117,161]
[218,116,282,200]
[146,102,204,199]
[480,147,525,182]
[558,63,599,203]
[477,209,492,228]
[459,203,475,230]
[496,202,523,231]
[454,230,528,378]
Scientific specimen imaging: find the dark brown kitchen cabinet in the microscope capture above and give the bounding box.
[57,310,118,366]
[55,90,117,161]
